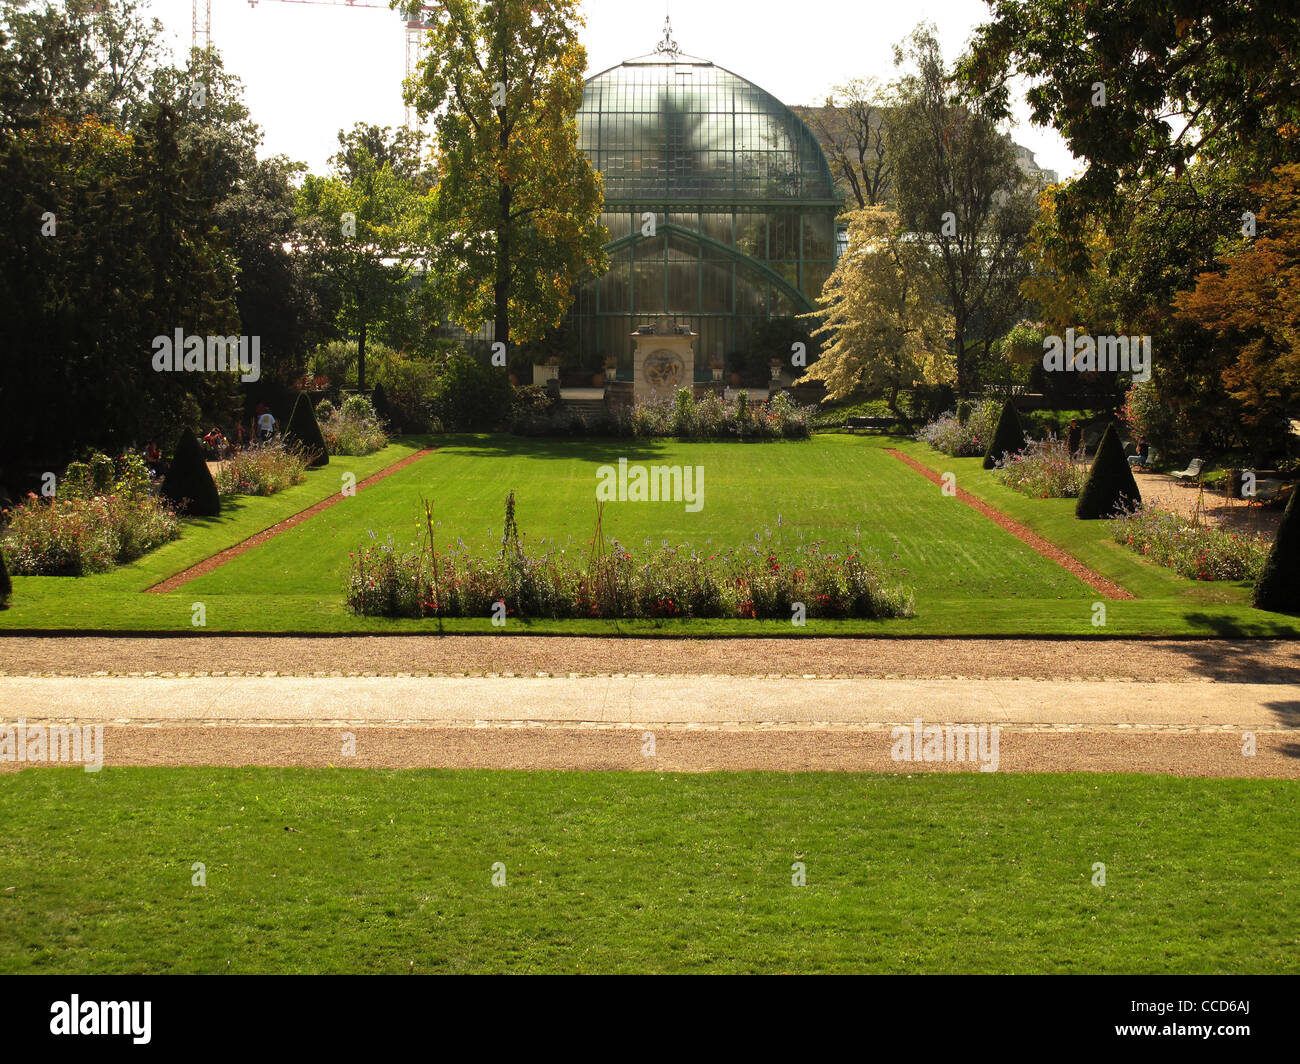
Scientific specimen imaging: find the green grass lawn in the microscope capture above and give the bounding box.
[0,767,1294,974]
[1,433,1295,636]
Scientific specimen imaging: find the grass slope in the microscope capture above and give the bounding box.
[0,767,1294,974]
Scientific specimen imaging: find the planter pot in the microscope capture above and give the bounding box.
[592,372,605,388]
[728,372,742,387]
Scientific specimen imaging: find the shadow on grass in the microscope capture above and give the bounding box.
[434,433,675,462]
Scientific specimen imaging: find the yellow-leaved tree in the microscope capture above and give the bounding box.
[802,207,954,415]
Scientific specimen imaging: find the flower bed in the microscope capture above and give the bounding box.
[1111,505,1270,581]
[915,400,1001,457]
[2,454,179,576]
[216,441,310,497]
[994,436,1087,498]
[316,395,389,456]
[345,500,913,621]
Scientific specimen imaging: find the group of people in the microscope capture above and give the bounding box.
[197,404,279,461]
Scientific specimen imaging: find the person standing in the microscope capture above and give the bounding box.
[1067,419,1082,459]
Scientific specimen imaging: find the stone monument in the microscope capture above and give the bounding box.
[632,316,695,404]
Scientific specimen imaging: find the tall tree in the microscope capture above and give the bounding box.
[405,0,606,351]
[797,78,894,208]
[297,125,430,391]
[1174,164,1300,456]
[802,207,954,414]
[960,0,1300,237]
[887,25,1036,397]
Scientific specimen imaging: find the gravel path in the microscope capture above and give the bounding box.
[3,636,1297,683]
[3,636,1296,777]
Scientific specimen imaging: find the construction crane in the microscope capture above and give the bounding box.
[193,0,436,128]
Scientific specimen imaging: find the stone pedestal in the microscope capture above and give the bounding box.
[631,317,695,404]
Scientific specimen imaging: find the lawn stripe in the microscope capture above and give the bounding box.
[885,448,1134,600]
[144,447,436,594]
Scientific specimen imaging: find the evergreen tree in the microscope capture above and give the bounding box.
[1253,487,1300,613]
[283,392,329,467]
[161,430,221,516]
[0,545,12,607]
[983,400,1026,469]
[1075,423,1141,518]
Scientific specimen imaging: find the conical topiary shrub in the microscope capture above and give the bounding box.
[161,430,221,517]
[372,381,397,432]
[982,400,1026,469]
[1253,486,1300,613]
[0,544,11,607]
[283,392,329,467]
[1075,423,1141,519]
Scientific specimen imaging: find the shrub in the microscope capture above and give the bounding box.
[915,399,1000,456]
[3,492,180,575]
[215,441,310,496]
[283,392,329,467]
[319,394,388,456]
[0,545,10,606]
[982,400,1026,469]
[994,435,1087,498]
[430,349,510,431]
[1076,423,1141,519]
[161,430,221,516]
[1113,505,1270,581]
[1253,487,1300,612]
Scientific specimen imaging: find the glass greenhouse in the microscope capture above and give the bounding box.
[571,29,840,381]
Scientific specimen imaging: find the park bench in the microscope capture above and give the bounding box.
[1127,447,1156,471]
[1171,457,1206,482]
[1247,478,1290,507]
[845,416,899,434]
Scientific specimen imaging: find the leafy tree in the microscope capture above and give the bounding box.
[1174,164,1300,455]
[983,400,1026,469]
[283,392,329,467]
[887,25,1036,397]
[429,349,511,431]
[298,124,431,390]
[796,79,894,208]
[161,430,221,516]
[1253,488,1300,614]
[802,207,953,413]
[1075,424,1141,519]
[405,0,607,350]
[961,0,1300,235]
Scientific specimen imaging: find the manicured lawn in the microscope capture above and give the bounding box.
[1,434,1295,636]
[0,767,1294,974]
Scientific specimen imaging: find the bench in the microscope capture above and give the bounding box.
[1171,457,1206,481]
[1127,446,1156,471]
[846,416,899,434]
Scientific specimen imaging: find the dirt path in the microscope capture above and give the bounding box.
[886,449,1133,599]
[145,447,435,593]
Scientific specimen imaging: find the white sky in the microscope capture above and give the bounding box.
[148,0,1080,179]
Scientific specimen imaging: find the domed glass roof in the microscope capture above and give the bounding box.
[578,50,836,206]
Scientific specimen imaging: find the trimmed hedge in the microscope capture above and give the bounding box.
[1075,423,1141,519]
[982,400,1026,469]
[161,430,221,517]
[283,392,329,468]
[0,545,11,606]
[1253,487,1300,613]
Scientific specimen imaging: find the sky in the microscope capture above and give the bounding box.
[147,0,1080,179]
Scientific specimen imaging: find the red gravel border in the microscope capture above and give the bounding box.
[145,448,436,594]
[886,448,1134,600]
